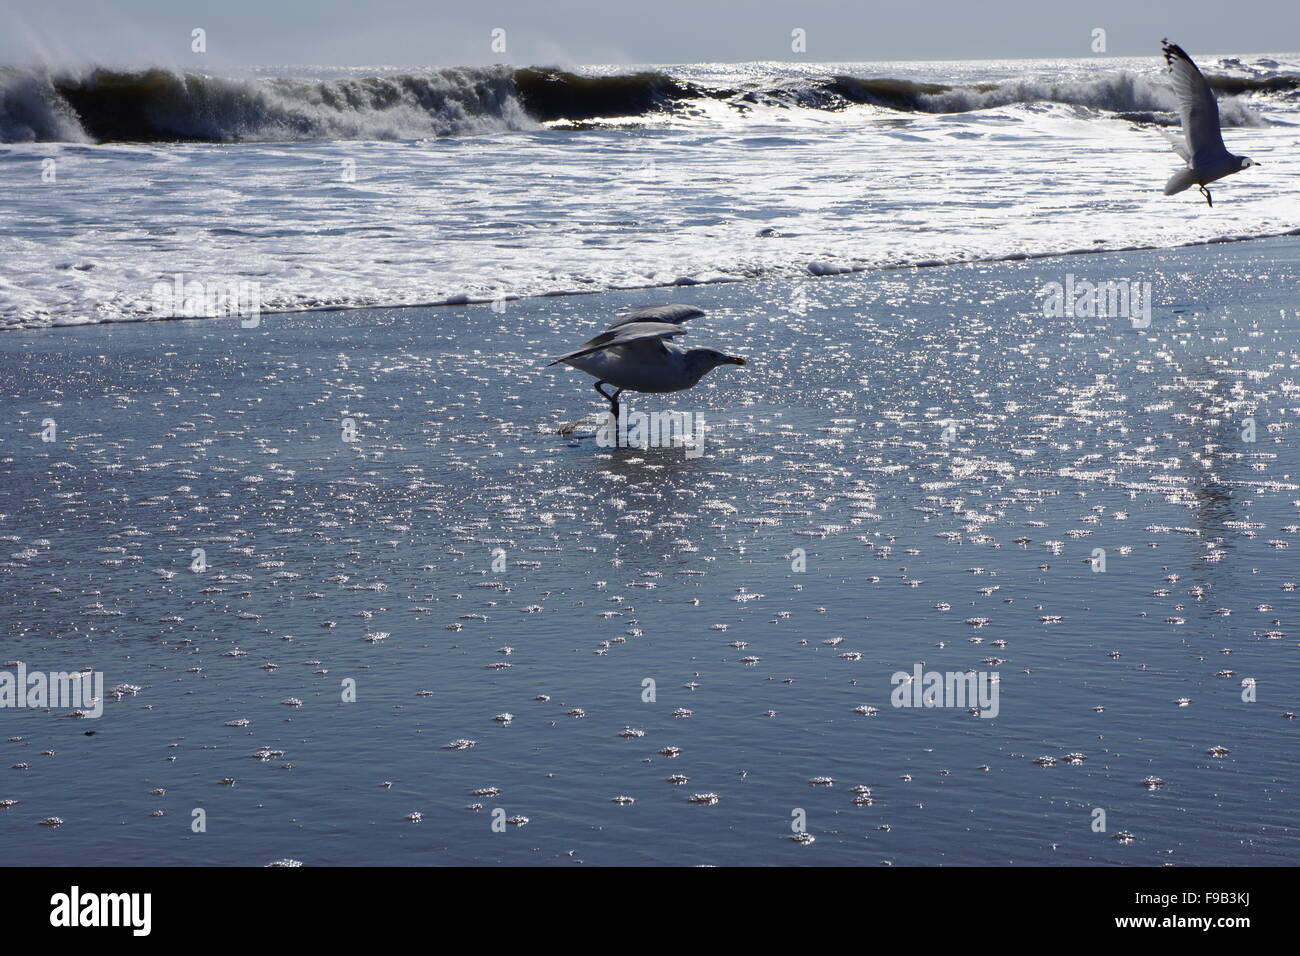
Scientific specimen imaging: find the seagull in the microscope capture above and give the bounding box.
[547,304,747,421]
[1160,39,1259,207]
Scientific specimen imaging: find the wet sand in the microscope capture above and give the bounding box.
[1,237,1298,865]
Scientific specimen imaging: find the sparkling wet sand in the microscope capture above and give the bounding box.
[2,237,1298,865]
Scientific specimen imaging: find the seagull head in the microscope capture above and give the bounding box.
[687,347,748,379]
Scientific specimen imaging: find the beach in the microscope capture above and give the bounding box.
[2,236,1298,865]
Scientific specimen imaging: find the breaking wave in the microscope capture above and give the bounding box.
[0,66,533,142]
[814,72,1286,124]
[1,63,1291,143]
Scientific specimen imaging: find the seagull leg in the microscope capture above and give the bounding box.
[594,381,623,422]
[1199,185,1213,207]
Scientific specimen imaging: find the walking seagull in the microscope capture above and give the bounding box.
[1160,39,1259,207]
[547,304,747,421]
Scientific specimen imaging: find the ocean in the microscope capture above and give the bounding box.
[2,54,1299,328]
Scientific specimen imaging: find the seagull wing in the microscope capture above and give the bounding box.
[1162,40,1230,167]
[547,321,686,366]
[607,304,705,329]
[1159,128,1190,165]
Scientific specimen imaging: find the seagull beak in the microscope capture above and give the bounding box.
[727,355,748,366]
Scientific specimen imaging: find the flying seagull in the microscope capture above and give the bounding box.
[547,304,747,421]
[1160,39,1259,207]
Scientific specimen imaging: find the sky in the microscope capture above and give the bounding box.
[2,0,1298,68]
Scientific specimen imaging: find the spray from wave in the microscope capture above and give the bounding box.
[0,66,534,142]
[821,72,1286,121]
[1,63,1290,143]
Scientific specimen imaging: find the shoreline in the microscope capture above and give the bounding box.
[8,229,1300,335]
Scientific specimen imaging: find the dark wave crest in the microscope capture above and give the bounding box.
[1,66,530,142]
[752,73,1284,124]
[1,63,1290,143]
[512,68,710,122]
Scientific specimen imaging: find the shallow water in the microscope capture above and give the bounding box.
[1,237,1298,865]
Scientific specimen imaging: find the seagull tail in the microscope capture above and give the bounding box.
[1164,169,1197,196]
